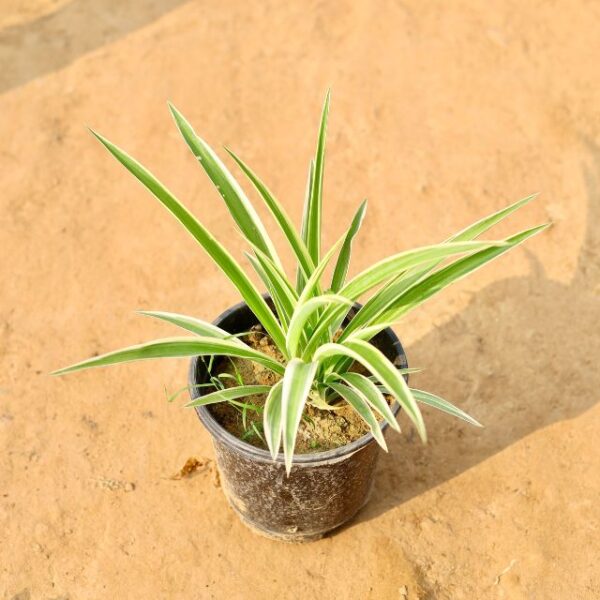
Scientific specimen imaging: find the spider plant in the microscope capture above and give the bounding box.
[53,92,548,473]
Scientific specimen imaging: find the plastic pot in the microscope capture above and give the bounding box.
[188,299,408,542]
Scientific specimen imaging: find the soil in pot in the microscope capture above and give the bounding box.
[207,324,391,453]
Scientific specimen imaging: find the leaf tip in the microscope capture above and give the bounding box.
[390,419,401,433]
[223,145,243,166]
[529,222,553,237]
[50,365,73,376]
[167,101,185,127]
[375,434,389,452]
[518,191,540,206]
[88,127,107,145]
[284,458,293,477]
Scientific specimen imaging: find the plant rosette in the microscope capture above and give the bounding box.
[53,92,547,541]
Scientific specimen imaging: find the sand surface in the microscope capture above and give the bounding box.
[1,1,599,598]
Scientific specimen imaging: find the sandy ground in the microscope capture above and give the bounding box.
[1,1,599,598]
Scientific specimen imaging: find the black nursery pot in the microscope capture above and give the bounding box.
[188,299,408,542]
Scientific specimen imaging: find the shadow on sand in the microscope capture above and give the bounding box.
[354,140,600,523]
[0,0,188,94]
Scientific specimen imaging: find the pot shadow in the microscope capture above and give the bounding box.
[353,140,600,524]
[0,0,188,95]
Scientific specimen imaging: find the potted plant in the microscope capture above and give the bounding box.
[53,92,547,541]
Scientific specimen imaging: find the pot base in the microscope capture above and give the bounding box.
[229,501,325,543]
[221,475,375,543]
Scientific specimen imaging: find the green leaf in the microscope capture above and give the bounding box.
[314,340,426,442]
[306,91,331,265]
[244,253,291,331]
[446,193,539,243]
[168,103,281,268]
[52,336,285,376]
[335,371,399,431]
[263,380,284,459]
[410,388,482,427]
[291,236,346,354]
[89,129,287,351]
[327,240,508,348]
[297,160,315,293]
[299,303,354,361]
[186,385,272,408]
[281,358,318,474]
[305,240,498,359]
[338,275,416,341]
[380,224,549,323]
[341,240,506,301]
[331,322,417,378]
[341,194,540,338]
[330,200,367,292]
[167,382,219,404]
[297,235,345,304]
[245,246,298,333]
[225,148,315,282]
[286,294,353,358]
[137,310,242,341]
[247,245,298,302]
[328,382,387,450]
[342,321,395,342]
[369,368,421,377]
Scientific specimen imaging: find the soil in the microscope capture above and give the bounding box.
[208,324,386,453]
[2,1,600,598]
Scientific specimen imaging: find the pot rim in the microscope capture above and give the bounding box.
[188,298,408,466]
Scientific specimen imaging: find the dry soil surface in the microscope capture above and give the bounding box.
[1,1,599,598]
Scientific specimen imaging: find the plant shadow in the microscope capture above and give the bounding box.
[0,0,188,95]
[352,140,600,524]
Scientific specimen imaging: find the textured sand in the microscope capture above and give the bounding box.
[1,1,599,598]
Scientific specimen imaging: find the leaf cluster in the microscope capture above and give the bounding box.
[53,93,547,473]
